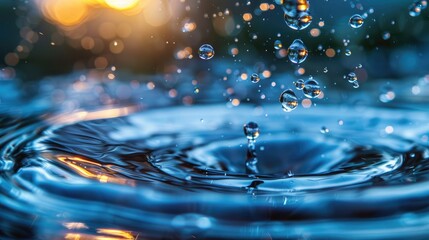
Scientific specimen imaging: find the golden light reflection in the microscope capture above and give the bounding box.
[36,0,146,27]
[64,228,136,240]
[47,106,138,125]
[52,155,136,186]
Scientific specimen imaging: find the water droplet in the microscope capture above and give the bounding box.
[194,87,200,94]
[279,89,298,112]
[288,39,308,64]
[284,11,312,30]
[352,81,360,89]
[281,0,310,17]
[294,79,305,90]
[349,14,364,28]
[250,73,260,83]
[379,84,395,103]
[323,67,328,73]
[346,72,358,83]
[320,126,330,134]
[198,44,214,60]
[303,79,321,98]
[243,122,260,140]
[382,32,391,40]
[274,40,283,50]
[345,49,352,56]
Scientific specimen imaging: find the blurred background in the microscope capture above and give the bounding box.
[0,0,428,108]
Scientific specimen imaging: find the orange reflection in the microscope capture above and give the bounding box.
[52,155,135,186]
[47,106,138,125]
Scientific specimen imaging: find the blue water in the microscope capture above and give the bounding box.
[1,82,429,239]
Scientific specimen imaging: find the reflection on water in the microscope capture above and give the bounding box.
[1,97,429,238]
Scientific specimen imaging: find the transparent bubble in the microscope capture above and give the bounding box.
[294,79,305,90]
[345,49,352,56]
[250,73,260,83]
[198,44,215,60]
[303,79,321,98]
[284,11,312,30]
[288,39,308,64]
[279,89,298,112]
[349,14,364,28]
[243,122,260,140]
[346,72,358,83]
[274,40,283,50]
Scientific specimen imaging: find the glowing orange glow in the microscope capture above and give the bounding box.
[103,0,139,10]
[243,13,253,21]
[97,229,134,239]
[53,155,135,186]
[48,106,138,124]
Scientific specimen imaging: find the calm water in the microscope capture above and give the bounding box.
[1,87,429,238]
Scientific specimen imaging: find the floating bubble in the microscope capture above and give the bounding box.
[349,14,364,28]
[250,73,260,83]
[274,40,283,50]
[345,49,352,56]
[284,11,312,30]
[198,44,214,60]
[294,79,305,90]
[346,72,358,83]
[243,122,260,140]
[279,89,298,112]
[288,39,308,64]
[303,79,321,98]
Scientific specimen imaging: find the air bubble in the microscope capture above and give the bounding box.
[294,79,305,90]
[198,44,214,60]
[349,14,364,28]
[250,73,260,83]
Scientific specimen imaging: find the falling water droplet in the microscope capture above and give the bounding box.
[294,79,305,90]
[250,73,261,83]
[346,72,358,83]
[279,89,298,112]
[243,122,260,140]
[284,11,312,30]
[198,44,215,60]
[288,39,308,64]
[349,14,364,28]
[345,49,352,56]
[303,79,321,98]
[274,40,283,50]
[320,126,330,134]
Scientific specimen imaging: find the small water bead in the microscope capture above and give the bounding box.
[383,32,391,40]
[303,79,321,98]
[349,14,364,28]
[198,44,215,60]
[345,49,352,56]
[352,81,359,88]
[243,122,260,140]
[320,126,330,134]
[250,73,260,83]
[294,79,305,90]
[284,11,312,30]
[274,40,283,50]
[288,39,308,64]
[346,72,358,83]
[279,89,298,112]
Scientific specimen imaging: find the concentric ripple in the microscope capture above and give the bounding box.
[1,104,429,239]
